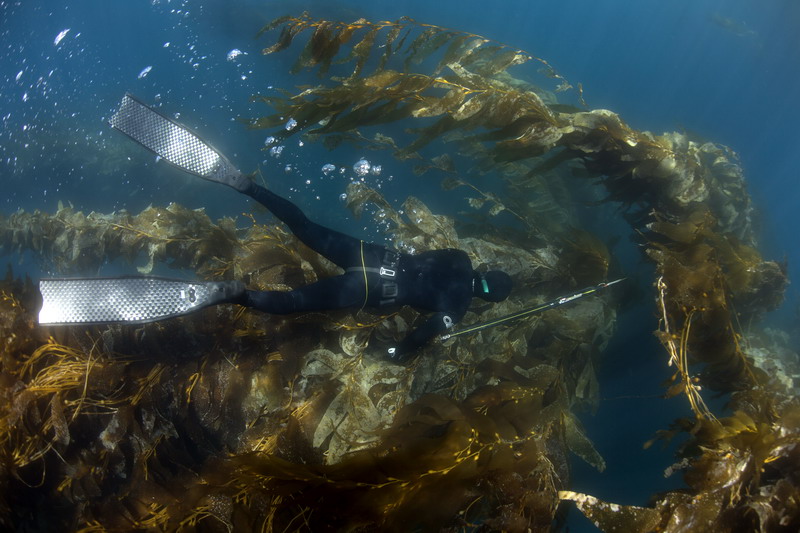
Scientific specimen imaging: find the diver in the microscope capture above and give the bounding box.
[231,179,512,362]
[38,94,512,363]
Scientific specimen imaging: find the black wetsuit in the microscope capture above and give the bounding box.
[242,182,474,360]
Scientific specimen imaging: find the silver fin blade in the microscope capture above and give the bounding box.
[109,94,245,189]
[39,277,242,325]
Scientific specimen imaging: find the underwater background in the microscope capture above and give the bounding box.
[2,0,799,531]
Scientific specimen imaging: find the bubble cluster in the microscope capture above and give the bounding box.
[353,158,370,176]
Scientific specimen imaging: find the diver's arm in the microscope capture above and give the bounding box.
[387,312,456,363]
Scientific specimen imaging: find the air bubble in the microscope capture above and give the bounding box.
[353,158,370,177]
[321,163,336,175]
[226,48,244,61]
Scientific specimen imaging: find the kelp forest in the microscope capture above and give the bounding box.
[1,13,799,532]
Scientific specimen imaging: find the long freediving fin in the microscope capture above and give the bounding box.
[109,94,251,191]
[38,276,245,325]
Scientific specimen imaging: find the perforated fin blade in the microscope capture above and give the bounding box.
[109,94,247,190]
[38,276,243,325]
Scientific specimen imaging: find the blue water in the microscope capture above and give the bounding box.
[2,1,798,530]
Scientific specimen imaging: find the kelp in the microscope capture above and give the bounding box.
[245,13,796,532]
[256,13,574,94]
[256,14,787,393]
[0,187,614,530]
[0,11,796,533]
[565,388,800,532]
[174,365,569,532]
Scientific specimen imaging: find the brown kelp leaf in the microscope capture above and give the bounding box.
[49,392,70,446]
[402,196,458,247]
[291,21,341,75]
[412,87,467,118]
[451,92,490,121]
[441,177,464,191]
[362,69,404,88]
[563,413,605,472]
[377,25,403,72]
[403,27,452,69]
[487,198,506,217]
[434,35,487,74]
[475,48,531,77]
[263,20,311,55]
[560,491,660,533]
[414,154,457,176]
[256,14,300,39]
[347,25,379,78]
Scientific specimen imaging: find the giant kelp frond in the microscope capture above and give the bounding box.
[0,202,242,276]
[647,208,784,392]
[251,14,569,169]
[258,12,578,99]
[249,66,562,163]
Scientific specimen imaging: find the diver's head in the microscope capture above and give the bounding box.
[473,270,512,302]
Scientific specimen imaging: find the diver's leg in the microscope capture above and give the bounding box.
[242,182,371,268]
[244,273,373,313]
